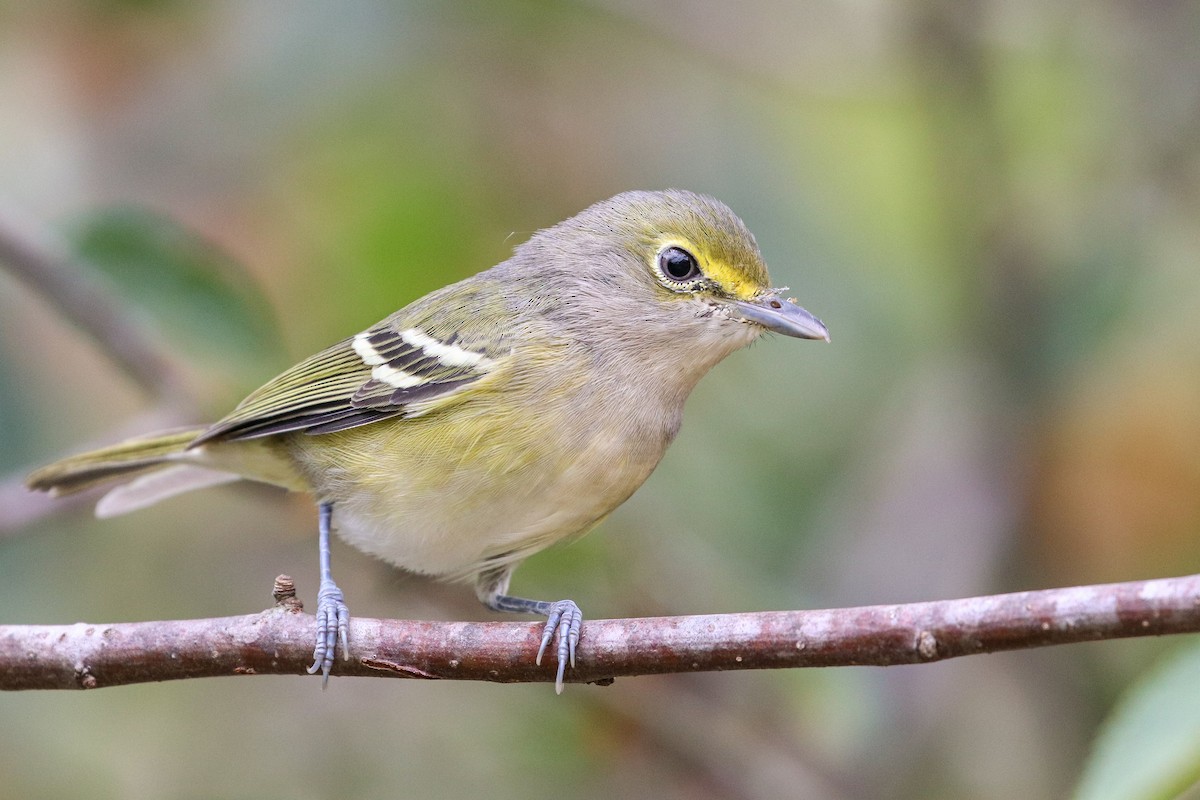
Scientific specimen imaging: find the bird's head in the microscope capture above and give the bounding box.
[525,190,828,351]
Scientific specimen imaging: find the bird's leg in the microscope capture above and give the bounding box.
[476,567,582,694]
[307,501,350,685]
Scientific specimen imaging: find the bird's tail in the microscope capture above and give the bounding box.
[24,427,247,517]
[26,427,206,496]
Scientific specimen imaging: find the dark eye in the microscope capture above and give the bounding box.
[658,246,701,282]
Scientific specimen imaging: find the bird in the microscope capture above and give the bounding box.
[26,189,829,692]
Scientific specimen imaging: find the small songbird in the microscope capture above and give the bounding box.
[26,190,828,691]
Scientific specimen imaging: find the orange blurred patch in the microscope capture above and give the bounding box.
[1031,357,1200,584]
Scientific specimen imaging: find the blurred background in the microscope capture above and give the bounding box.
[2,2,1200,798]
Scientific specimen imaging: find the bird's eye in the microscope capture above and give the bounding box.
[658,246,701,283]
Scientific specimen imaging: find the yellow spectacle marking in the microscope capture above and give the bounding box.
[701,260,761,300]
[657,237,765,300]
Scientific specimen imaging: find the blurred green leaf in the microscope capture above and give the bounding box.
[66,208,285,383]
[1073,640,1200,800]
[1040,242,1139,386]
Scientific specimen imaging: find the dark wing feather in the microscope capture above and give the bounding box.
[191,324,507,447]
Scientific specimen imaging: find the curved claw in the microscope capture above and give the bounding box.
[307,580,350,687]
[534,599,582,694]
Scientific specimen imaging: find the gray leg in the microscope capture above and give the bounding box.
[307,501,350,685]
[476,568,582,694]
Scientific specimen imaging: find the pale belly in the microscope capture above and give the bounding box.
[331,466,630,580]
[286,405,676,581]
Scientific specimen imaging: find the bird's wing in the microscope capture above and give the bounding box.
[192,282,516,445]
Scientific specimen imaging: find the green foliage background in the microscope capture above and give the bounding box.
[3,2,1200,798]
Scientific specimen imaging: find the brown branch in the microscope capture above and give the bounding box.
[3,573,1199,691]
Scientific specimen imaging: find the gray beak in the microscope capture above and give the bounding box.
[732,292,830,341]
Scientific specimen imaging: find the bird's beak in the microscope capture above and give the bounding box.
[731,292,829,341]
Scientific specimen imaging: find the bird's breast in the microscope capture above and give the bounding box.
[287,385,683,580]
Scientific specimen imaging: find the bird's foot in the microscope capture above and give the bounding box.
[536,599,582,694]
[307,578,350,686]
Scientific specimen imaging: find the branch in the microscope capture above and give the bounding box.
[0,208,191,401]
[3,573,1198,691]
[0,212,206,533]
